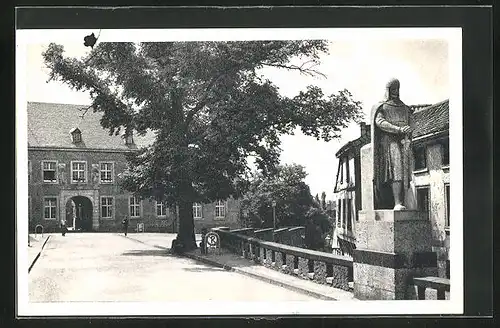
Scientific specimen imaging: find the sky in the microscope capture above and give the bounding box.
[23,31,450,200]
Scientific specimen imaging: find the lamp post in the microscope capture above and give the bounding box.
[325,235,332,250]
[272,201,277,230]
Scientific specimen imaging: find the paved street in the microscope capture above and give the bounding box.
[28,233,317,302]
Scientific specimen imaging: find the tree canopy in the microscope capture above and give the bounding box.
[43,40,363,250]
[239,163,333,250]
[240,163,315,229]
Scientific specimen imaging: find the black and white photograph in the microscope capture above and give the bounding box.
[16,23,463,316]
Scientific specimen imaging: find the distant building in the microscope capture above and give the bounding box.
[332,122,371,257]
[27,102,241,233]
[333,99,450,279]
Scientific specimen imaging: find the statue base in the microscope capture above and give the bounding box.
[353,210,438,300]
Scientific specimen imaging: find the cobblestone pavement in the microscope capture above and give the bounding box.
[28,233,318,302]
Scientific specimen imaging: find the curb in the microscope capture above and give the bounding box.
[182,252,236,272]
[182,252,337,301]
[28,235,51,273]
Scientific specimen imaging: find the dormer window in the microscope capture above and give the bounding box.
[70,128,82,144]
[123,131,134,145]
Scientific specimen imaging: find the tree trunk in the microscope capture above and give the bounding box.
[176,199,197,251]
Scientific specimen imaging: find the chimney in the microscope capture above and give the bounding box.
[123,131,134,145]
[359,122,370,137]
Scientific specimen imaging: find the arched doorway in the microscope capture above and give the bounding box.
[66,196,93,232]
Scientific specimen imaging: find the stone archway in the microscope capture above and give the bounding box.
[60,189,99,231]
[68,196,93,231]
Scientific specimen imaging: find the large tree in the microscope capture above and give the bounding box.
[43,40,363,251]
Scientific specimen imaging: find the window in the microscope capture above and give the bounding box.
[129,196,141,217]
[193,203,202,219]
[342,199,347,228]
[346,198,352,231]
[70,128,82,143]
[445,184,450,228]
[336,202,341,227]
[156,201,167,217]
[416,187,430,220]
[339,160,344,183]
[413,145,427,171]
[215,200,225,218]
[71,161,87,183]
[99,162,114,183]
[44,197,57,220]
[348,158,355,185]
[441,138,450,166]
[101,197,113,219]
[42,160,57,183]
[28,160,32,183]
[345,158,350,184]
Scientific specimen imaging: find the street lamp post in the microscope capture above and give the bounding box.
[272,201,277,230]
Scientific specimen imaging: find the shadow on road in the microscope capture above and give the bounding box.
[121,249,172,257]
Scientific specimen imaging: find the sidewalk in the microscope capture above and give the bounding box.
[183,249,356,301]
[28,234,51,272]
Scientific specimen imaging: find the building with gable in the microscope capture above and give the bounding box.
[27,102,242,234]
[332,122,371,257]
[333,99,450,279]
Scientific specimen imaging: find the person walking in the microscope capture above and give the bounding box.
[60,218,67,236]
[122,216,129,236]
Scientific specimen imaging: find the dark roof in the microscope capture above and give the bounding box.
[27,102,156,150]
[335,131,370,158]
[410,104,433,112]
[412,99,449,138]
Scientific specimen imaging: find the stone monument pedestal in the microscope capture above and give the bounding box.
[353,210,438,300]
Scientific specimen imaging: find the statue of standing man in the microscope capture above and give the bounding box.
[370,78,413,210]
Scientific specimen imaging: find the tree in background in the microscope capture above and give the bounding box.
[240,164,314,229]
[43,40,363,251]
[321,191,327,210]
[240,164,332,251]
[304,206,332,251]
[314,193,321,207]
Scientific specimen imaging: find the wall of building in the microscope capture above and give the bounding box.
[28,148,241,233]
[193,198,242,233]
[412,139,450,278]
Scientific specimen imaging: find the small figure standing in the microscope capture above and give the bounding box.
[122,216,129,236]
[199,228,208,254]
[60,218,67,236]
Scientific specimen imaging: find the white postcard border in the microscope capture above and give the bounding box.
[16,27,463,316]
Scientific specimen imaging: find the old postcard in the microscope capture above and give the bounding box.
[16,24,463,316]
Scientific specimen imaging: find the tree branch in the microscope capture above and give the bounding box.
[78,105,92,118]
[261,61,327,78]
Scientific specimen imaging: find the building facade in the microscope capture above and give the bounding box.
[410,99,450,279]
[333,100,450,279]
[332,122,371,257]
[27,102,241,234]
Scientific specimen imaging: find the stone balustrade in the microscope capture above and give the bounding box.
[413,276,450,300]
[213,227,353,291]
[253,228,274,241]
